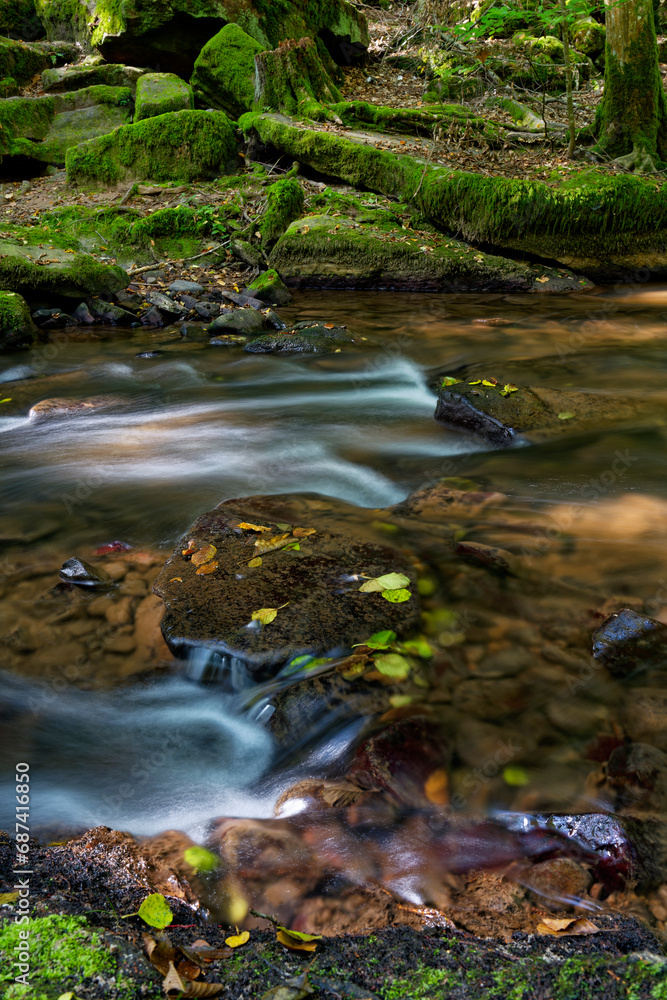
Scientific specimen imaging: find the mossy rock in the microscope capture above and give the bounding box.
[241,113,667,280]
[35,0,369,78]
[571,16,606,60]
[255,36,341,115]
[42,61,149,93]
[434,380,651,447]
[245,323,353,353]
[0,229,128,298]
[0,88,134,167]
[66,109,238,186]
[245,267,292,304]
[260,175,305,246]
[0,0,44,41]
[269,214,590,293]
[190,23,265,119]
[0,34,50,87]
[134,72,193,123]
[0,291,37,350]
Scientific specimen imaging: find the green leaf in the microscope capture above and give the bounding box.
[382,588,411,603]
[276,926,323,942]
[353,629,397,650]
[503,766,530,787]
[183,846,219,872]
[440,376,460,386]
[400,637,432,658]
[281,541,300,551]
[558,411,575,420]
[373,653,411,678]
[359,572,409,593]
[137,893,173,929]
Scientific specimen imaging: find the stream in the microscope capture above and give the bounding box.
[2,284,667,907]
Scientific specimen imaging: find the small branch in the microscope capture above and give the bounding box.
[118,183,136,206]
[126,242,229,276]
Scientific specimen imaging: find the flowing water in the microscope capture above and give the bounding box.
[2,285,667,898]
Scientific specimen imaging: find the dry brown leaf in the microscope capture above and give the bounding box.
[195,560,218,575]
[191,543,217,567]
[182,539,198,556]
[237,522,272,532]
[292,527,316,538]
[162,960,225,997]
[254,533,291,556]
[536,917,599,936]
[163,960,186,995]
[169,576,182,583]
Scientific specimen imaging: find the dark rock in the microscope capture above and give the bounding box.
[140,306,164,327]
[179,294,199,310]
[231,238,265,269]
[606,743,667,813]
[168,279,204,294]
[263,309,287,330]
[245,268,293,305]
[31,307,74,328]
[434,381,645,447]
[220,290,264,309]
[71,302,96,325]
[208,308,265,336]
[592,608,667,675]
[145,290,188,320]
[453,540,514,575]
[114,289,144,312]
[59,557,112,588]
[194,300,221,320]
[153,494,420,676]
[244,323,354,354]
[88,299,136,325]
[209,334,247,346]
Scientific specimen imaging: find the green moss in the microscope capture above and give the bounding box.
[134,72,193,123]
[255,36,341,115]
[0,0,43,40]
[0,290,36,349]
[190,24,265,119]
[66,109,238,186]
[310,99,501,144]
[0,36,49,87]
[260,175,305,245]
[240,112,667,277]
[0,914,116,998]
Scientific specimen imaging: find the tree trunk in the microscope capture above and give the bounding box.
[560,0,576,159]
[594,0,667,170]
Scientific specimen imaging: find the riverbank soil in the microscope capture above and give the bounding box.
[3,0,667,996]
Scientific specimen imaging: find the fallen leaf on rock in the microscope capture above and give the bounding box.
[169,577,182,583]
[282,541,300,551]
[292,527,316,538]
[123,893,173,929]
[359,572,410,593]
[195,560,218,575]
[182,539,198,556]
[248,557,262,568]
[536,917,599,936]
[251,602,288,625]
[183,943,233,964]
[225,931,250,948]
[237,523,272,532]
[324,323,335,329]
[0,892,20,903]
[557,411,575,420]
[373,653,411,678]
[191,543,217,567]
[255,533,291,556]
[382,588,411,603]
[440,376,460,386]
[276,928,320,951]
[163,960,225,998]
[536,275,550,283]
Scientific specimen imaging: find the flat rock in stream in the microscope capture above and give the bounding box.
[269,214,588,293]
[434,381,648,447]
[153,495,420,676]
[244,323,354,354]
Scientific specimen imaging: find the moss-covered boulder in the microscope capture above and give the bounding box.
[241,113,667,281]
[255,37,341,115]
[66,109,237,186]
[190,23,264,118]
[35,0,369,78]
[0,0,44,41]
[133,72,193,123]
[0,34,49,87]
[42,61,149,93]
[0,291,37,350]
[0,227,128,298]
[434,380,650,447]
[269,214,591,293]
[571,16,606,60]
[260,176,304,246]
[245,267,292,304]
[0,88,133,169]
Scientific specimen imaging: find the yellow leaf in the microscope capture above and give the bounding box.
[191,543,217,567]
[536,275,550,283]
[237,522,272,532]
[0,891,19,903]
[195,560,218,575]
[276,929,318,951]
[254,533,291,556]
[252,607,278,624]
[247,557,262,568]
[424,768,449,805]
[225,931,250,948]
[182,538,198,556]
[169,577,182,583]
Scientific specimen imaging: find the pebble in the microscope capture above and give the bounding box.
[59,557,111,587]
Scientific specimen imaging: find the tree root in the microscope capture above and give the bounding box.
[611,144,661,174]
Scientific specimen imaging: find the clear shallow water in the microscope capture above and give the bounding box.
[2,286,667,850]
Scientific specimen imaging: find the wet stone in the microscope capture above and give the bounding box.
[153,494,420,677]
[194,300,220,320]
[71,302,96,325]
[244,324,354,354]
[140,305,164,326]
[209,308,266,336]
[28,396,118,420]
[59,557,112,588]
[592,608,667,676]
[168,280,204,294]
[145,290,188,319]
[606,743,667,814]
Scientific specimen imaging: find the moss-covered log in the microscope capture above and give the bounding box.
[240,112,667,280]
[594,0,667,170]
[255,37,341,115]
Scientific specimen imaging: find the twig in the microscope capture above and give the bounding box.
[249,908,279,926]
[126,242,229,276]
[118,183,136,206]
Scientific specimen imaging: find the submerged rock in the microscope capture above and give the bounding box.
[59,557,112,587]
[592,608,667,675]
[270,213,586,292]
[28,395,118,420]
[153,495,420,676]
[434,380,646,447]
[0,291,37,350]
[244,323,353,354]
